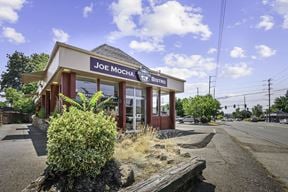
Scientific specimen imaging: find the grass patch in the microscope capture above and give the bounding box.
[114,126,186,181]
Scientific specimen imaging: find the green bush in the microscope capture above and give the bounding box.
[200,116,209,124]
[47,107,117,176]
[37,107,46,119]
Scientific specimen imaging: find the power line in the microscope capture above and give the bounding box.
[216,88,288,100]
[268,78,271,122]
[214,0,227,90]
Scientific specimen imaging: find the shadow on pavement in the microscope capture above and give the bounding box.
[27,125,47,156]
[1,125,47,156]
[158,129,205,139]
[194,181,216,192]
[2,134,30,140]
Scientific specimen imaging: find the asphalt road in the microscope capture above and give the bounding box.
[223,121,288,189]
[177,123,286,192]
[0,124,47,192]
[225,121,288,147]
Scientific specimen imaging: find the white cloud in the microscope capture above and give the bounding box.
[109,0,212,43]
[83,3,93,18]
[164,53,216,71]
[207,48,217,54]
[110,0,142,38]
[262,0,270,5]
[256,15,274,30]
[230,46,246,58]
[255,44,276,57]
[139,1,211,40]
[222,63,252,79]
[283,14,288,28]
[2,27,25,44]
[129,40,164,52]
[52,28,70,43]
[152,66,207,79]
[273,0,288,29]
[0,0,25,23]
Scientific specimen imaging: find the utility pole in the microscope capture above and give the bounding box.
[197,87,199,96]
[268,78,271,123]
[213,88,215,98]
[208,76,215,96]
[209,76,211,95]
[244,95,246,110]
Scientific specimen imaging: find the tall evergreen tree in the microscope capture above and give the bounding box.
[0,51,30,91]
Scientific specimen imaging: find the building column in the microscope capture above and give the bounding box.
[50,84,59,113]
[118,81,126,131]
[146,87,152,126]
[70,72,76,98]
[61,72,76,98]
[41,95,46,109]
[45,90,50,118]
[97,78,100,92]
[169,91,176,129]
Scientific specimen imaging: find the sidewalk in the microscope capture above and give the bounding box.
[0,124,47,192]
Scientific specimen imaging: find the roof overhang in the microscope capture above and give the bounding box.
[21,71,46,83]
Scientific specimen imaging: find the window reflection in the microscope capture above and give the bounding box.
[161,91,170,116]
[76,78,96,98]
[153,90,159,115]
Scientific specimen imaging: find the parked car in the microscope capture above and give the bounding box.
[280,119,288,124]
[179,116,199,124]
[176,116,184,122]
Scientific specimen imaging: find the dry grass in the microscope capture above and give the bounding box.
[114,126,185,181]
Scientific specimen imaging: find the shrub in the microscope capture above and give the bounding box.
[47,107,117,176]
[200,116,209,124]
[37,107,46,119]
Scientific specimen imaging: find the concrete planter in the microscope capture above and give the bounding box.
[32,116,49,132]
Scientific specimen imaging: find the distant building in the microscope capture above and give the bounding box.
[267,111,288,122]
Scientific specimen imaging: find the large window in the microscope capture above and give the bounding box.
[161,91,170,116]
[100,81,118,97]
[76,78,97,98]
[100,81,119,116]
[153,90,159,115]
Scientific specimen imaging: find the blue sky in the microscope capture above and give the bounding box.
[0,0,288,112]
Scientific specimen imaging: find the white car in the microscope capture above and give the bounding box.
[279,119,288,124]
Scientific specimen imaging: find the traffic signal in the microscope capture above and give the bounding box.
[225,106,227,109]
[244,104,247,108]
[233,104,236,108]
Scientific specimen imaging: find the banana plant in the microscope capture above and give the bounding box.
[59,91,113,112]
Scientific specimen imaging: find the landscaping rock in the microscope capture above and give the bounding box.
[119,164,135,187]
[167,159,175,164]
[154,144,166,149]
[181,152,191,158]
[159,154,168,161]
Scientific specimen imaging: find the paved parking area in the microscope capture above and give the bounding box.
[0,124,47,192]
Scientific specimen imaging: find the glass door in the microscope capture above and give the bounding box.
[125,87,146,131]
[135,98,145,130]
[126,98,134,131]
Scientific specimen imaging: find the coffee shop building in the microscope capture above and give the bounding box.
[22,42,185,131]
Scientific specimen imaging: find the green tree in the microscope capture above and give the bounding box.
[176,98,185,116]
[272,95,288,113]
[232,108,242,119]
[28,53,49,72]
[0,51,30,91]
[22,53,49,94]
[4,87,35,114]
[252,104,263,117]
[182,95,220,122]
